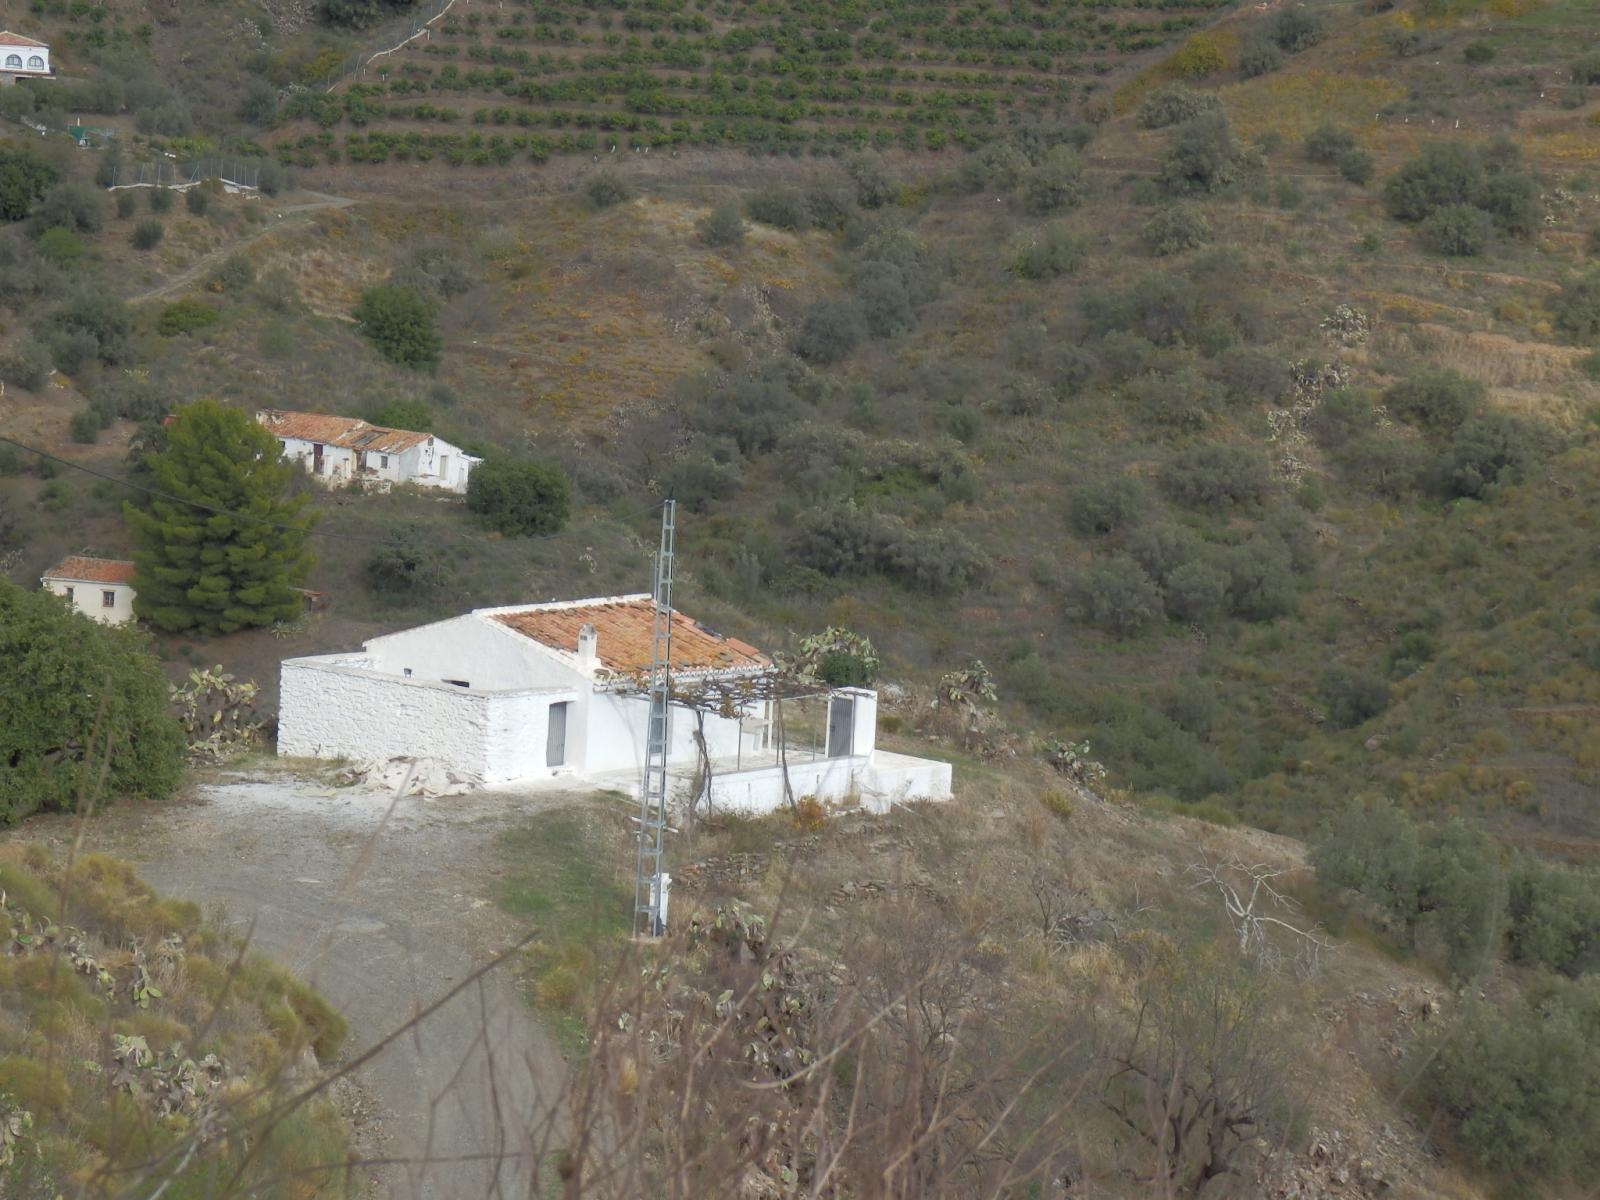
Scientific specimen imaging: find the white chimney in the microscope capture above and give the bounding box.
[577,623,598,671]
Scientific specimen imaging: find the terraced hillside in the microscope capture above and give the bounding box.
[271,0,1234,167]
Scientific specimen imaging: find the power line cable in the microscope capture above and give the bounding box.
[0,433,663,549]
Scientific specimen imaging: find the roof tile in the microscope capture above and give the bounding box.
[257,409,432,455]
[43,556,136,585]
[489,597,769,677]
[0,32,48,48]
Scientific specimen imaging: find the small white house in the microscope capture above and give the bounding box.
[0,32,50,79]
[41,556,136,625]
[256,409,480,494]
[277,594,952,812]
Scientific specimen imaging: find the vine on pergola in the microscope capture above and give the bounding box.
[611,665,833,823]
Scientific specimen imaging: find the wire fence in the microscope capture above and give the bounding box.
[104,157,262,190]
[321,0,459,93]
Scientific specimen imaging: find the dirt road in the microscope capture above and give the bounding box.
[17,773,570,1199]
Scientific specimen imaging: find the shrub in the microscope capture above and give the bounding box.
[147,187,174,214]
[583,170,632,210]
[1266,7,1325,52]
[115,190,137,218]
[1020,146,1085,215]
[1553,269,1600,343]
[1462,41,1495,64]
[0,340,51,391]
[1162,443,1271,508]
[1304,124,1357,164]
[1082,274,1198,345]
[1238,39,1283,78]
[1007,225,1086,279]
[1418,978,1600,1183]
[0,144,59,221]
[994,373,1055,417]
[1440,412,1552,498]
[1216,345,1289,404]
[697,203,746,248]
[35,225,84,266]
[0,579,185,822]
[1221,536,1297,620]
[1068,475,1149,537]
[369,398,431,431]
[1384,368,1484,432]
[1506,859,1600,978]
[390,244,474,303]
[1164,558,1230,624]
[156,298,221,336]
[845,152,896,209]
[1161,113,1246,194]
[793,297,865,365]
[50,292,133,367]
[791,502,989,594]
[1573,52,1600,84]
[746,187,812,231]
[1126,523,1202,585]
[1312,800,1502,979]
[130,218,164,250]
[1166,33,1226,78]
[33,181,103,234]
[805,185,854,231]
[957,141,1030,194]
[1070,555,1164,634]
[206,253,255,294]
[852,261,917,339]
[353,284,439,370]
[1336,147,1375,186]
[1136,84,1222,130]
[1128,366,1223,430]
[1321,666,1390,728]
[364,524,450,600]
[465,458,571,536]
[184,186,209,216]
[1142,205,1211,256]
[1383,142,1483,222]
[69,407,101,444]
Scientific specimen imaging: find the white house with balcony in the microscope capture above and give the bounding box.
[0,33,51,80]
[256,409,479,493]
[41,556,136,625]
[276,594,952,812]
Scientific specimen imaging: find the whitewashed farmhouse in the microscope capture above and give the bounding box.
[256,409,480,493]
[0,32,50,80]
[41,556,136,625]
[277,595,951,812]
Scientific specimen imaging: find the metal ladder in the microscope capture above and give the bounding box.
[633,499,675,938]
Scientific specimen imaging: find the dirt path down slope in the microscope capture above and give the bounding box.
[125,191,357,305]
[15,773,570,1200]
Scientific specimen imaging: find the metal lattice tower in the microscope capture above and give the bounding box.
[633,499,676,938]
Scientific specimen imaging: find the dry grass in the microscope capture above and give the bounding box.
[1218,70,1406,141]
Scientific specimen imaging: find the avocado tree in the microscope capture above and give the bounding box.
[125,400,317,634]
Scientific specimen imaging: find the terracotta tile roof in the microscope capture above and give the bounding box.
[488,596,770,677]
[43,556,136,585]
[256,409,431,455]
[0,32,48,48]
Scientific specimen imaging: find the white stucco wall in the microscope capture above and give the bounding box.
[43,579,135,626]
[1,45,49,74]
[277,655,579,784]
[276,435,357,485]
[363,616,579,692]
[584,691,749,775]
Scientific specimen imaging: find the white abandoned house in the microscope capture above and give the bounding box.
[40,556,137,626]
[0,33,50,80]
[277,594,952,812]
[255,409,480,494]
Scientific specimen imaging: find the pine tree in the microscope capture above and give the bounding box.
[125,400,317,634]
